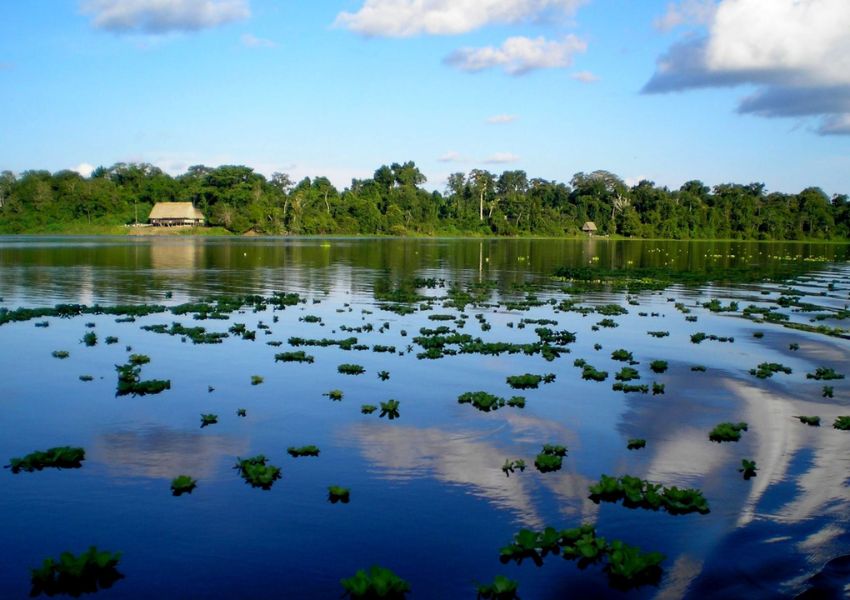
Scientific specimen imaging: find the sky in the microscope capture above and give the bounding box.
[0,0,849,196]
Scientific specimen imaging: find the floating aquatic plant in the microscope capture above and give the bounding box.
[287,445,320,457]
[650,360,668,373]
[796,415,820,426]
[750,362,792,379]
[691,365,706,372]
[588,474,710,515]
[81,331,97,347]
[200,414,218,427]
[361,404,377,414]
[275,351,315,363]
[807,367,845,381]
[534,445,566,473]
[501,459,526,476]
[105,336,118,345]
[615,367,640,382]
[738,459,758,480]
[611,349,633,362]
[581,364,608,382]
[8,446,85,473]
[234,455,282,489]
[340,565,410,599]
[476,575,519,600]
[605,540,665,589]
[328,486,350,503]
[79,375,94,382]
[789,342,799,350]
[833,416,850,431]
[457,391,525,412]
[115,362,170,396]
[652,382,665,395]
[30,546,123,597]
[379,400,400,419]
[170,475,197,496]
[709,422,748,442]
[647,331,669,338]
[627,439,646,450]
[823,386,834,398]
[325,389,344,401]
[378,370,390,381]
[613,382,649,394]
[251,375,264,385]
[338,364,366,375]
[52,350,69,359]
[237,408,247,417]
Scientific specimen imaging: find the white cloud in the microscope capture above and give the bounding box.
[334,0,587,37]
[654,0,717,31]
[438,151,465,162]
[445,35,586,76]
[241,33,277,48]
[486,114,518,124]
[571,70,598,83]
[644,0,850,135]
[73,163,95,178]
[484,152,520,164]
[81,0,250,34]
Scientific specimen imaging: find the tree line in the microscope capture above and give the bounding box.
[0,162,847,239]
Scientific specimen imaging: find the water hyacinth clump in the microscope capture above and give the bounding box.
[476,575,519,600]
[8,446,85,473]
[739,459,758,480]
[234,455,282,489]
[275,351,315,363]
[328,486,350,503]
[457,391,525,412]
[30,547,123,598]
[750,362,792,379]
[797,415,821,427]
[287,445,320,457]
[588,474,710,515]
[833,416,850,431]
[534,444,567,473]
[807,367,845,381]
[200,414,218,427]
[627,439,646,450]
[338,364,366,375]
[340,565,410,599]
[170,475,197,496]
[709,422,748,442]
[379,400,400,420]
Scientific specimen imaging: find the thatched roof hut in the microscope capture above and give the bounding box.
[149,202,205,227]
[581,221,598,235]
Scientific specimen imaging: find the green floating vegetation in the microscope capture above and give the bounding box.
[613,383,649,394]
[534,445,567,473]
[35,321,49,328]
[580,363,608,382]
[237,408,247,417]
[807,367,845,381]
[105,336,118,345]
[200,414,218,428]
[251,375,264,386]
[115,362,170,396]
[588,474,710,515]
[289,336,359,350]
[275,351,315,363]
[709,422,748,442]
[753,332,764,339]
[476,575,519,600]
[457,391,525,412]
[505,373,555,389]
[79,375,94,382]
[234,455,282,489]
[328,486,350,504]
[789,342,799,350]
[287,445,320,457]
[299,314,322,324]
[325,389,344,401]
[823,386,834,398]
[378,370,390,381]
[8,446,85,473]
[499,524,664,589]
[750,362,792,379]
[611,349,633,362]
[652,382,665,395]
[797,415,821,427]
[691,365,707,372]
[379,400,400,419]
[739,459,758,480]
[341,565,410,600]
[647,331,669,338]
[833,416,850,431]
[597,318,619,328]
[52,350,70,359]
[141,322,229,344]
[501,459,526,476]
[30,546,122,598]
[650,360,668,373]
[703,299,739,313]
[615,367,640,382]
[361,404,377,414]
[691,332,734,344]
[338,363,366,375]
[170,475,197,496]
[81,331,97,347]
[627,439,646,450]
[128,354,150,365]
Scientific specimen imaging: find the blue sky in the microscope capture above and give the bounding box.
[1,0,848,195]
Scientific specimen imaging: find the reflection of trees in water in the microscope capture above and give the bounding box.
[343,416,598,529]
[93,426,248,480]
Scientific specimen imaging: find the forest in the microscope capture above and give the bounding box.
[0,161,847,239]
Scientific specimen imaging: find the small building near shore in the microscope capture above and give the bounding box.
[581,221,598,236]
[148,202,205,227]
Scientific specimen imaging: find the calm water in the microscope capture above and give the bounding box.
[1,236,849,599]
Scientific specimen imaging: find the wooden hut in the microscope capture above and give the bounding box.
[148,202,205,227]
[581,221,598,236]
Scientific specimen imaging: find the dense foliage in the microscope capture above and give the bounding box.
[1,163,848,238]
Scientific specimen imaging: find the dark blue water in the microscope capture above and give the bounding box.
[1,237,849,599]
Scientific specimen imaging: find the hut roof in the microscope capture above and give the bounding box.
[581,221,598,232]
[149,202,204,221]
